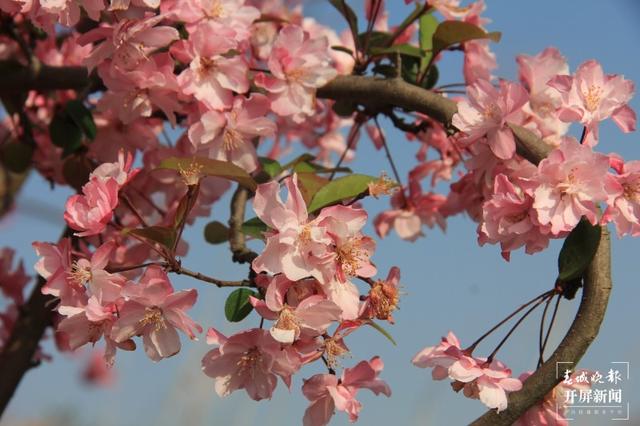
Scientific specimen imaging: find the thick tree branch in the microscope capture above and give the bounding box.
[317,74,612,424]
[0,60,89,93]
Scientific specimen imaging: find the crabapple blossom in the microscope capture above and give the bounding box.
[79,15,180,72]
[479,173,552,260]
[64,176,119,237]
[249,274,342,344]
[548,60,636,145]
[413,332,522,412]
[188,94,277,172]
[603,160,640,236]
[532,138,610,234]
[453,79,529,160]
[111,266,201,361]
[302,356,391,426]
[255,25,338,122]
[201,327,301,400]
[517,47,570,144]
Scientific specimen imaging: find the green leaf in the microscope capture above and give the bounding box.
[49,113,83,157]
[366,320,397,346]
[297,172,329,206]
[225,288,258,322]
[307,174,377,213]
[369,43,426,58]
[418,12,438,73]
[281,153,317,170]
[422,64,439,89]
[65,100,97,140]
[259,157,282,178]
[204,221,229,245]
[293,161,351,175]
[329,0,359,49]
[127,226,177,250]
[157,157,257,191]
[432,21,501,57]
[557,219,602,282]
[1,141,33,173]
[241,217,268,240]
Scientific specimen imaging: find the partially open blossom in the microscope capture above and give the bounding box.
[64,176,119,237]
[202,327,301,400]
[452,79,528,160]
[111,266,201,361]
[255,25,338,122]
[302,356,391,426]
[548,60,636,145]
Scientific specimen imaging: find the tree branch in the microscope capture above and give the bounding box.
[228,186,258,264]
[317,74,612,424]
[0,60,89,93]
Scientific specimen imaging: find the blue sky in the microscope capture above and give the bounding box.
[2,1,640,425]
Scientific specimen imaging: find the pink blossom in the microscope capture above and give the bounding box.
[413,332,522,412]
[177,21,249,111]
[188,94,276,172]
[201,327,301,400]
[548,60,636,145]
[479,174,551,259]
[33,239,87,313]
[517,47,570,142]
[602,160,640,237]
[97,53,182,126]
[0,248,29,304]
[532,138,610,234]
[64,176,119,237]
[249,274,342,344]
[452,79,528,160]
[111,266,201,361]
[91,149,140,188]
[317,205,377,283]
[255,25,338,122]
[302,357,391,426]
[80,16,180,72]
[252,175,334,283]
[464,40,497,85]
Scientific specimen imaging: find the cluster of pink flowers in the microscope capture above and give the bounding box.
[201,175,399,424]
[33,238,201,364]
[412,332,522,412]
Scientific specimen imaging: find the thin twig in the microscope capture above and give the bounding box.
[172,266,254,288]
[538,294,562,368]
